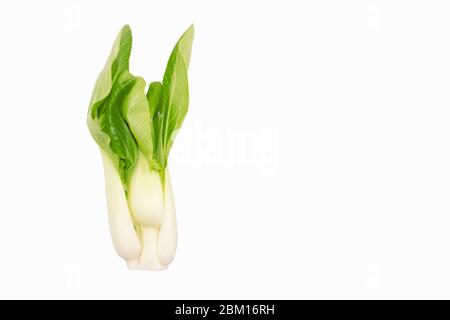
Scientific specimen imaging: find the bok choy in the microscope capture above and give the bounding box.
[87,24,194,270]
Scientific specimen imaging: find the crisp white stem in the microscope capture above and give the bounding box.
[104,151,178,270]
[101,151,141,261]
[139,227,167,270]
[158,168,178,266]
[128,152,164,227]
[126,257,140,269]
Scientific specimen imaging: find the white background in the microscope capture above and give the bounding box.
[0,0,449,299]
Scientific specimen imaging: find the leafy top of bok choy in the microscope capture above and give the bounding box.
[87,24,194,190]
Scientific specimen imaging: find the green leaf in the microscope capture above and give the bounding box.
[122,73,153,166]
[97,73,138,185]
[146,82,165,170]
[89,25,132,109]
[175,24,195,69]
[147,81,163,118]
[159,25,194,163]
[87,25,152,188]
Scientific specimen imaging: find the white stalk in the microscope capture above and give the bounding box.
[158,168,177,266]
[139,227,167,270]
[128,153,164,227]
[101,151,141,262]
[127,152,178,270]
